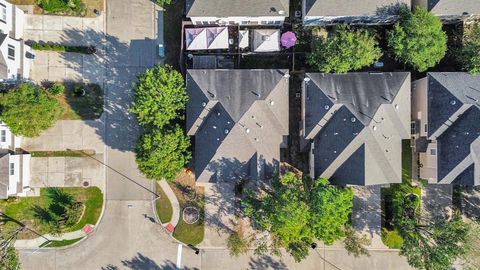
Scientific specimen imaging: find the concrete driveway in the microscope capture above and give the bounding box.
[30,155,105,191]
[22,120,105,154]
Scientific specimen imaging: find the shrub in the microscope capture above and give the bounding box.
[308,25,382,73]
[381,228,404,249]
[459,22,480,75]
[155,0,172,7]
[31,43,94,54]
[48,82,65,96]
[387,7,447,71]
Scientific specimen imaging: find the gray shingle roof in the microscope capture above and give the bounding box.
[426,72,480,186]
[304,72,411,186]
[305,0,410,17]
[186,0,289,17]
[187,69,289,183]
[426,0,480,16]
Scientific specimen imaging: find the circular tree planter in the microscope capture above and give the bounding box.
[183,206,199,225]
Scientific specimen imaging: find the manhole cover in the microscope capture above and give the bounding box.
[83,181,90,187]
[183,206,199,224]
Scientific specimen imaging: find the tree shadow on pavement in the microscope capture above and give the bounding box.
[42,27,159,152]
[248,255,288,270]
[102,257,200,270]
[351,185,382,239]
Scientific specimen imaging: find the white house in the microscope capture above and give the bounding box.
[0,0,32,81]
[0,121,31,199]
[185,0,289,26]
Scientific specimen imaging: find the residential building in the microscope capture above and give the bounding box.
[412,72,480,186]
[303,0,410,26]
[186,69,289,183]
[0,0,32,81]
[0,121,31,199]
[302,72,411,186]
[413,0,480,23]
[185,0,289,26]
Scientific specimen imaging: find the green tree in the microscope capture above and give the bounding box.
[343,225,371,257]
[131,65,187,129]
[309,178,354,245]
[135,125,191,181]
[400,213,469,270]
[0,246,20,270]
[155,0,172,7]
[387,7,447,72]
[459,22,480,75]
[0,83,63,137]
[226,231,250,257]
[308,26,382,73]
[244,173,354,262]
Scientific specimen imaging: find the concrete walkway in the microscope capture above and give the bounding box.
[158,180,180,227]
[15,227,89,249]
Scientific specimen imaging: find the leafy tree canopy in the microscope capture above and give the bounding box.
[309,178,354,244]
[131,65,188,129]
[400,213,469,270]
[0,83,63,137]
[244,173,354,262]
[459,22,480,75]
[308,25,382,73]
[135,125,191,181]
[387,7,447,72]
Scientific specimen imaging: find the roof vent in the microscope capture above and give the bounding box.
[251,115,256,119]
[373,125,377,131]
[216,137,220,141]
[304,77,311,82]
[254,138,259,142]
[224,129,229,134]
[350,117,356,123]
[207,91,215,98]
[201,102,207,107]
[283,74,290,78]
[245,128,250,133]
[278,10,285,15]
[262,35,271,41]
[217,112,221,117]
[324,105,330,110]
[213,125,217,129]
[270,100,275,106]
[270,7,276,12]
[395,104,399,109]
[450,100,457,105]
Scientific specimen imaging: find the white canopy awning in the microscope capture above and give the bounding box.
[239,29,249,49]
[186,27,229,51]
[252,29,280,52]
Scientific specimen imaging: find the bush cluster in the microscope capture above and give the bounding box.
[37,0,84,14]
[31,43,95,54]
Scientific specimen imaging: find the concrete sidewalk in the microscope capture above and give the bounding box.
[15,228,89,249]
[158,180,180,227]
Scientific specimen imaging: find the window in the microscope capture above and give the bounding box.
[411,121,416,135]
[7,45,14,60]
[9,163,14,176]
[424,124,428,133]
[0,4,6,23]
[0,130,5,142]
[430,149,437,156]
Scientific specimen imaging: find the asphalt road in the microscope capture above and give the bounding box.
[19,0,202,269]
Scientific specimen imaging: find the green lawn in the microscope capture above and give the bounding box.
[402,139,412,182]
[170,183,205,246]
[31,151,85,158]
[58,83,104,120]
[0,187,103,239]
[155,183,173,224]
[42,237,84,248]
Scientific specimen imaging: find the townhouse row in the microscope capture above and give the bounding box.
[185,0,480,27]
[186,69,480,187]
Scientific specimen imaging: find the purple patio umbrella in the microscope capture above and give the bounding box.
[281,31,297,49]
